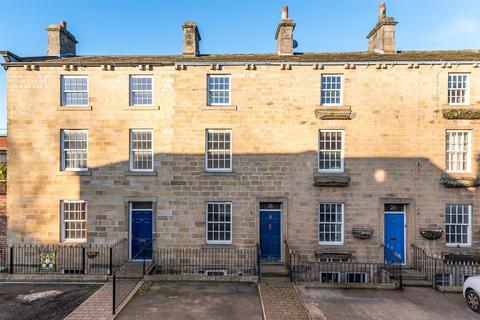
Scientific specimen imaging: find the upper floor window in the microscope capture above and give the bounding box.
[61,129,88,171]
[446,204,471,247]
[130,75,153,106]
[319,203,344,245]
[207,75,231,105]
[130,129,154,172]
[206,202,232,244]
[61,76,88,106]
[446,130,471,173]
[321,75,343,106]
[448,73,470,105]
[206,129,232,172]
[61,200,87,242]
[319,130,344,172]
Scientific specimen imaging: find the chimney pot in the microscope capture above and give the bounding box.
[60,21,67,29]
[379,2,386,20]
[281,6,288,19]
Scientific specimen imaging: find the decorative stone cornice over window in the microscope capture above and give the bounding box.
[440,176,480,188]
[442,109,480,120]
[420,226,443,240]
[315,107,356,120]
[314,172,350,187]
[352,227,374,240]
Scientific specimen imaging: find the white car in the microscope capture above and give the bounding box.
[464,276,480,313]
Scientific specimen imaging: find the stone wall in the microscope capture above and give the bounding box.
[6,63,480,263]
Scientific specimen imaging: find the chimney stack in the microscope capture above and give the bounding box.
[366,2,398,54]
[275,6,296,56]
[46,21,78,57]
[182,21,201,57]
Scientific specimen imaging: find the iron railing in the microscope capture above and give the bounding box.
[412,244,480,287]
[288,246,403,289]
[154,246,259,278]
[1,239,127,275]
[383,244,403,289]
[112,240,153,315]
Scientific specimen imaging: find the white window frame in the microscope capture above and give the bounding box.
[61,129,88,172]
[129,129,154,172]
[321,74,343,106]
[61,200,87,243]
[318,203,344,246]
[446,130,472,173]
[318,130,344,173]
[207,75,231,106]
[448,73,470,106]
[319,272,341,283]
[129,75,154,106]
[205,202,232,245]
[205,129,232,172]
[445,204,472,247]
[61,75,89,106]
[346,272,369,284]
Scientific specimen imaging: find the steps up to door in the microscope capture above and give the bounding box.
[261,263,289,277]
[401,268,431,287]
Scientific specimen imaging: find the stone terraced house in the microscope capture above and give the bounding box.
[2,4,480,269]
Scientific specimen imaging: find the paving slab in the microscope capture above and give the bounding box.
[117,281,263,320]
[299,286,477,320]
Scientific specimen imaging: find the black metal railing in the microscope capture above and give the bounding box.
[412,244,480,287]
[383,245,403,289]
[154,247,258,278]
[256,243,261,282]
[1,239,127,275]
[112,240,153,315]
[288,246,403,289]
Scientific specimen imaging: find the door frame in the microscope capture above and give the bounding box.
[384,211,406,265]
[129,202,154,261]
[259,205,283,262]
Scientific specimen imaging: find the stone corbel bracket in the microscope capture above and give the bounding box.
[440,176,480,188]
[442,109,480,120]
[314,172,350,187]
[315,108,357,120]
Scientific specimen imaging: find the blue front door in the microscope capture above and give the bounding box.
[260,211,281,261]
[384,213,405,264]
[131,210,153,260]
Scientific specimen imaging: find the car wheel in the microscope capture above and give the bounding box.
[466,289,480,313]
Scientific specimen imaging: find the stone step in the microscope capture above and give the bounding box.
[261,265,289,277]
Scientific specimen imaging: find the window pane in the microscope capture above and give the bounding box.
[446,131,470,172]
[319,203,343,244]
[321,75,342,105]
[130,76,153,105]
[206,202,232,243]
[62,130,88,170]
[131,130,154,171]
[63,201,87,241]
[207,76,231,105]
[62,77,88,106]
[206,130,232,171]
[319,130,343,171]
[445,204,471,246]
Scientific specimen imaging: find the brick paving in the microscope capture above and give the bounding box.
[64,280,138,320]
[259,277,310,320]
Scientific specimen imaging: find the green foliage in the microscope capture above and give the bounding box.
[0,163,6,181]
[442,109,480,120]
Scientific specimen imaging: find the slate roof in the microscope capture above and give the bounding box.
[3,50,480,65]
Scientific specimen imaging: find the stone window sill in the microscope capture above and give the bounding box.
[124,106,161,111]
[126,171,158,176]
[57,106,93,111]
[204,171,236,176]
[57,170,92,176]
[201,105,238,110]
[201,244,236,249]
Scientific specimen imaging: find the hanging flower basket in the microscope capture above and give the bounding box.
[420,227,443,240]
[442,109,480,120]
[444,254,480,264]
[315,251,352,262]
[39,251,56,271]
[352,227,374,240]
[440,176,480,188]
[87,251,99,259]
[314,173,350,187]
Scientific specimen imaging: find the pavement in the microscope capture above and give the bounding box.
[117,281,263,320]
[299,286,477,320]
[0,283,100,320]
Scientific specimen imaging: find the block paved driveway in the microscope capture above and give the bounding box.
[299,286,478,320]
[117,281,263,320]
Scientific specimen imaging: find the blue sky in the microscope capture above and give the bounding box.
[1,0,480,133]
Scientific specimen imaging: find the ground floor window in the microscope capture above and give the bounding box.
[346,272,368,284]
[445,204,471,247]
[318,203,344,245]
[435,273,452,286]
[61,200,87,242]
[206,202,232,244]
[319,272,340,283]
